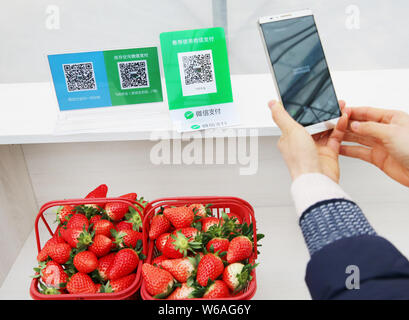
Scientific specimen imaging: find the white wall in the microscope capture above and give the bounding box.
[0,145,38,285]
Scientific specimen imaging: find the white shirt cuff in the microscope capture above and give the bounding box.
[290,173,352,218]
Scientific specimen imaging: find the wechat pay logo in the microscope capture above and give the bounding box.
[184,111,194,120]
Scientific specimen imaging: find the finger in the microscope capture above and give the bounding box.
[268,100,299,134]
[326,111,349,151]
[350,120,391,142]
[338,100,346,112]
[348,107,394,124]
[340,145,373,163]
[343,132,379,148]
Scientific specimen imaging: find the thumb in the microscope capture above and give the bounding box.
[350,121,391,142]
[268,100,299,134]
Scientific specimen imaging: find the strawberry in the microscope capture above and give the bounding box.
[85,184,108,209]
[189,203,210,218]
[37,236,66,262]
[227,213,242,224]
[142,263,174,298]
[163,206,194,229]
[96,253,116,281]
[107,248,139,280]
[162,228,201,259]
[66,272,96,294]
[56,205,75,224]
[222,262,257,292]
[93,219,115,238]
[89,215,102,226]
[61,226,93,249]
[156,233,170,253]
[152,255,167,268]
[105,193,137,221]
[149,213,170,239]
[103,273,136,293]
[201,217,220,232]
[85,184,108,199]
[33,260,67,289]
[73,251,98,273]
[196,253,224,287]
[124,205,143,231]
[206,238,229,257]
[95,283,102,293]
[203,280,230,299]
[115,221,133,231]
[111,229,143,249]
[47,242,71,264]
[66,213,89,230]
[89,234,112,257]
[161,256,199,283]
[226,236,253,263]
[167,283,195,300]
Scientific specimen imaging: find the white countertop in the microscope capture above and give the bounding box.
[0,70,408,145]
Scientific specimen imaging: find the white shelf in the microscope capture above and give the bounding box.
[0,70,408,145]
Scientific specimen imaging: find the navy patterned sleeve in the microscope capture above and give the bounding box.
[299,199,376,255]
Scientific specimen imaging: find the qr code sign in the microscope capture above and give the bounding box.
[178,50,217,96]
[118,60,149,90]
[63,62,97,92]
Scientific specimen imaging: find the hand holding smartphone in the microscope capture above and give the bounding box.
[259,9,341,134]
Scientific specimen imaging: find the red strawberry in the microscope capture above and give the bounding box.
[201,217,220,232]
[105,193,137,221]
[85,184,108,209]
[149,213,170,239]
[89,215,102,226]
[56,205,75,224]
[66,272,96,294]
[156,233,170,253]
[206,238,229,258]
[115,221,133,231]
[112,229,143,249]
[96,253,116,281]
[66,214,89,230]
[47,242,71,264]
[89,234,112,257]
[61,227,93,249]
[37,236,66,262]
[203,280,230,299]
[161,256,198,283]
[108,248,139,280]
[222,262,256,292]
[73,251,98,273]
[93,219,115,238]
[108,273,136,293]
[34,260,67,289]
[142,263,174,298]
[95,283,102,293]
[85,184,108,199]
[189,203,209,218]
[162,228,201,259]
[227,213,242,224]
[196,253,224,287]
[167,283,194,300]
[163,206,194,229]
[152,255,167,268]
[226,236,253,263]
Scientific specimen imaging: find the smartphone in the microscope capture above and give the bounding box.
[258,9,341,134]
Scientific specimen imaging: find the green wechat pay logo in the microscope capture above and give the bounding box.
[184,111,194,119]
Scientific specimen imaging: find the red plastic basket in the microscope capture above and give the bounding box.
[30,197,144,300]
[140,196,258,300]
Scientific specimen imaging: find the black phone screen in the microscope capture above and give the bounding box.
[260,15,341,126]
